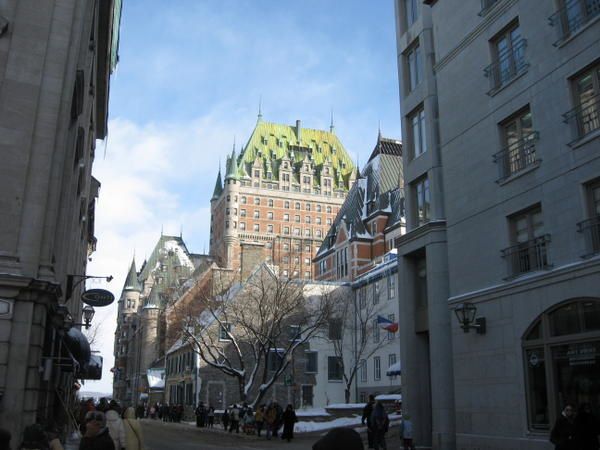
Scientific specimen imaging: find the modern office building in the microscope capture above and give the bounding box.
[394,0,600,449]
[209,116,356,279]
[0,0,121,441]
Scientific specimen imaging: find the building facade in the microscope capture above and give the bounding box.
[0,0,120,441]
[395,0,600,449]
[209,116,356,279]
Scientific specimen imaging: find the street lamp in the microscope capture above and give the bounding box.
[454,302,486,334]
[82,304,95,329]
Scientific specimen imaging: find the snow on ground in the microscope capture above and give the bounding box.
[295,415,362,433]
[326,403,365,409]
[295,408,330,417]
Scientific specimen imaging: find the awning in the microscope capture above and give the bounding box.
[81,354,103,380]
[386,361,401,376]
[62,327,91,372]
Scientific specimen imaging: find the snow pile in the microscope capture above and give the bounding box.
[295,415,361,433]
[296,408,330,417]
[163,240,195,269]
[326,403,366,409]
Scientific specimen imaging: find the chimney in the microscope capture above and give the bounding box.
[296,120,302,142]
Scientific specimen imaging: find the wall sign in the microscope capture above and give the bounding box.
[81,289,115,307]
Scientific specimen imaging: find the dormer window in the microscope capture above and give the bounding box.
[283,162,289,169]
[254,170,260,178]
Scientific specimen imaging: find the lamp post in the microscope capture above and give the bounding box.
[453,302,486,334]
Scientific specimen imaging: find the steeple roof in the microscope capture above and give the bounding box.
[225,147,238,181]
[211,170,223,200]
[123,258,141,292]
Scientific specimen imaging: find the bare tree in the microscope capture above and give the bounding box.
[329,287,394,403]
[170,264,336,408]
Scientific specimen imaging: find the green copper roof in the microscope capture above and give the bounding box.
[225,147,238,180]
[123,258,141,292]
[233,120,355,190]
[211,170,223,200]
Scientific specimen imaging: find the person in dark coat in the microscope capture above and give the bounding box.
[194,403,205,428]
[575,403,600,450]
[0,427,11,450]
[221,409,230,431]
[312,427,364,450]
[19,424,49,450]
[551,404,577,450]
[362,395,375,449]
[281,404,298,442]
[79,411,115,450]
[370,401,389,450]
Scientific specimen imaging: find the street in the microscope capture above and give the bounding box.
[140,419,402,450]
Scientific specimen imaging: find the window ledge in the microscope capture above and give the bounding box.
[327,380,343,383]
[554,15,600,48]
[487,68,529,97]
[497,160,541,186]
[503,265,553,282]
[569,128,600,149]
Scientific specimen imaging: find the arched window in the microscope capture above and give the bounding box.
[523,298,600,431]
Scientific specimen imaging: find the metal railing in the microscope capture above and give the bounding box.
[502,235,551,277]
[494,131,539,181]
[549,0,600,43]
[577,216,600,255]
[563,92,600,141]
[484,39,528,92]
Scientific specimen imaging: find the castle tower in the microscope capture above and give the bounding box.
[120,258,141,315]
[222,145,240,269]
[140,286,161,373]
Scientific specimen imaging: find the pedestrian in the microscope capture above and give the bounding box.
[0,427,10,450]
[370,401,389,450]
[362,395,375,449]
[281,404,298,442]
[222,409,230,431]
[255,405,265,437]
[399,414,415,450]
[265,403,277,440]
[105,400,126,450]
[122,407,144,450]
[242,407,255,435]
[207,406,215,428]
[229,404,240,433]
[79,411,115,450]
[194,403,205,428]
[273,402,283,438]
[46,426,64,450]
[312,427,364,450]
[550,404,577,450]
[575,403,600,450]
[19,424,49,450]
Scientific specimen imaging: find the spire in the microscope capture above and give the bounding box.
[144,285,160,309]
[225,145,238,181]
[257,97,263,123]
[211,169,223,200]
[355,156,361,178]
[378,121,382,141]
[330,109,335,133]
[123,258,141,292]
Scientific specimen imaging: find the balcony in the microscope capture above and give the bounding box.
[549,0,600,44]
[577,216,600,256]
[563,92,600,142]
[502,235,551,278]
[484,39,528,93]
[494,131,539,181]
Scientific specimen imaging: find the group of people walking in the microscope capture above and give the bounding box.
[362,395,414,450]
[551,403,600,450]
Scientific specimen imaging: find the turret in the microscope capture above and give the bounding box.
[211,169,223,201]
[120,258,141,315]
[223,144,240,268]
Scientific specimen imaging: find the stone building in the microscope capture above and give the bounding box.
[394,0,600,449]
[209,116,357,279]
[112,234,211,406]
[0,0,120,441]
[314,133,404,402]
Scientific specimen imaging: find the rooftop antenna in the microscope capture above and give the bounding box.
[257,96,263,123]
[330,109,335,133]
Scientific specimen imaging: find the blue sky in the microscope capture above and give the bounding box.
[86,0,401,394]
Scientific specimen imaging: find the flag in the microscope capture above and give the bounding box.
[377,315,399,333]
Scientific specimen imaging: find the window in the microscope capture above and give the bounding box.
[578,179,600,254]
[219,323,232,341]
[240,222,246,230]
[241,196,247,204]
[267,211,273,220]
[306,351,318,373]
[373,319,380,343]
[329,318,342,340]
[305,216,311,224]
[283,243,290,251]
[304,271,311,278]
[306,203,311,211]
[359,287,366,308]
[254,197,261,205]
[523,299,600,431]
[414,176,431,226]
[326,218,332,225]
[373,281,380,304]
[254,224,260,232]
[294,228,300,236]
[267,224,274,234]
[360,359,367,382]
[566,63,600,139]
[504,205,550,276]
[295,202,301,210]
[254,169,260,178]
[550,0,600,42]
[294,256,300,265]
[316,230,322,238]
[496,107,538,180]
[404,0,418,27]
[304,229,311,237]
[326,206,332,214]
[285,201,290,208]
[268,349,284,371]
[487,23,527,91]
[319,260,327,275]
[328,356,343,381]
[316,217,322,224]
[410,106,426,158]
[388,276,396,299]
[304,257,311,265]
[316,204,322,212]
[226,195,231,202]
[336,248,348,278]
[225,220,230,229]
[284,226,290,235]
[254,210,260,219]
[289,325,301,342]
[389,353,397,370]
[268,198,274,207]
[374,356,381,381]
[406,42,422,92]
[295,215,301,223]
[284,213,289,222]
[387,314,396,340]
